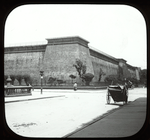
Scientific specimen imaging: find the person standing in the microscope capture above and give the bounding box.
[73,82,77,91]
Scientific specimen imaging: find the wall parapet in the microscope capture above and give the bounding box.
[4,36,141,83]
[4,45,47,54]
[89,48,119,65]
[126,63,136,71]
[46,36,89,48]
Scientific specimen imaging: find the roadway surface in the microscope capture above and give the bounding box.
[5,88,147,138]
[66,97,147,138]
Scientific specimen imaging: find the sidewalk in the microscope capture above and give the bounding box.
[5,89,106,103]
[4,89,66,103]
[65,97,147,138]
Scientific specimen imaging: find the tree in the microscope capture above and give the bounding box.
[81,65,86,75]
[69,74,76,84]
[98,68,105,82]
[73,59,86,78]
[81,73,94,86]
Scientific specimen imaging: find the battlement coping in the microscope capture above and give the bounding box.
[4,44,47,53]
[46,36,89,47]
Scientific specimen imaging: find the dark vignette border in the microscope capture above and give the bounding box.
[0,0,149,140]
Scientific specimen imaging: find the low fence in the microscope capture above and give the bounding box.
[4,85,32,97]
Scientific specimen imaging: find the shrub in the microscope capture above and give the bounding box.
[104,75,119,85]
[53,80,57,86]
[15,75,23,85]
[57,79,66,85]
[69,74,76,79]
[104,75,139,86]
[126,77,139,87]
[23,74,31,86]
[4,75,8,85]
[69,74,76,83]
[140,69,146,84]
[81,73,94,86]
[47,77,57,85]
[10,74,16,85]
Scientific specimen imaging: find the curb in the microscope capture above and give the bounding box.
[5,93,32,97]
[5,88,108,103]
[62,101,132,138]
[33,86,108,90]
[5,95,65,103]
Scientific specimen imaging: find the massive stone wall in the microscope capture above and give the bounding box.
[43,37,94,84]
[4,36,140,85]
[91,56,118,82]
[4,45,46,85]
[89,48,119,82]
[43,43,79,83]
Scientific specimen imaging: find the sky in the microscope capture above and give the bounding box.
[4,4,147,69]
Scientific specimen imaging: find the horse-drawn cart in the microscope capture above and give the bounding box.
[107,85,128,104]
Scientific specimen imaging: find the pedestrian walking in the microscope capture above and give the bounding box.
[73,82,77,91]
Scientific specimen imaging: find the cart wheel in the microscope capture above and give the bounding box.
[107,91,111,104]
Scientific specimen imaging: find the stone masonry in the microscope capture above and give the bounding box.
[4,36,140,85]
